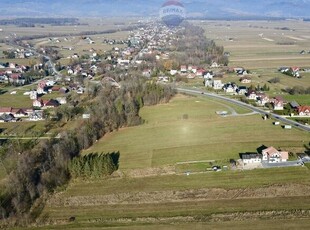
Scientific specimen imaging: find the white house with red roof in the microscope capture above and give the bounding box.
[191,66,197,74]
[9,73,25,85]
[270,96,284,110]
[180,65,187,73]
[297,106,310,116]
[256,93,270,106]
[262,146,289,163]
[196,68,205,77]
[246,90,258,100]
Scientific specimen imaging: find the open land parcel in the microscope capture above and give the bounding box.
[1,19,310,228]
[38,93,310,228]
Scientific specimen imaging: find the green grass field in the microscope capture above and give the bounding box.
[83,94,309,170]
[283,94,310,105]
[36,93,308,228]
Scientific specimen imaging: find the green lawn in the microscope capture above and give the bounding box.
[84,94,309,170]
[283,94,310,105]
[0,91,33,108]
[0,121,46,136]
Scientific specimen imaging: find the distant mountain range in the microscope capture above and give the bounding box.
[0,0,309,19]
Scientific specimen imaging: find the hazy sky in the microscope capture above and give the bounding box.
[1,0,309,18]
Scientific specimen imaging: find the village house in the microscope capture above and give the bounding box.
[0,107,30,119]
[291,67,300,77]
[236,86,248,95]
[297,106,310,116]
[223,82,238,94]
[196,68,205,77]
[256,93,270,106]
[240,76,251,84]
[270,96,284,110]
[213,80,223,90]
[29,90,38,100]
[203,71,213,80]
[211,62,219,68]
[11,108,28,118]
[180,65,187,73]
[262,146,289,163]
[43,99,60,109]
[246,90,258,100]
[8,73,25,85]
[204,72,214,87]
[0,73,8,83]
[191,66,197,74]
[170,69,177,76]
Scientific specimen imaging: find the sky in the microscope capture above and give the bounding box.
[0,0,310,18]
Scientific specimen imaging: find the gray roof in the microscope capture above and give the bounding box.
[290,101,300,108]
[241,153,262,160]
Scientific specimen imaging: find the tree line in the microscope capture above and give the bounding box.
[284,86,310,95]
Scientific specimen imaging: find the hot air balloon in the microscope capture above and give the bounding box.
[159,0,185,27]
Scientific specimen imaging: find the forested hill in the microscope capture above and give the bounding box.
[1,0,309,19]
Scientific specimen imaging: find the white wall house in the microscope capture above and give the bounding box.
[213,80,223,90]
[262,146,289,163]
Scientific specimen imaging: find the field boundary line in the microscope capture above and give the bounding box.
[176,160,215,165]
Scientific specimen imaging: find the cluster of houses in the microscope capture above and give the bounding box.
[278,66,300,78]
[0,62,31,85]
[0,107,43,122]
[203,67,250,91]
[3,47,34,59]
[241,146,289,164]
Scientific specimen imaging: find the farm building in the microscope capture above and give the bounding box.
[241,153,262,164]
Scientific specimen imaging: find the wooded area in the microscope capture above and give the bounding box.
[0,78,175,224]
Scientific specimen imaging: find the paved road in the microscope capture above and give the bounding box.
[177,87,310,132]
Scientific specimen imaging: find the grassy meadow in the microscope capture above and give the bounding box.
[84,94,309,170]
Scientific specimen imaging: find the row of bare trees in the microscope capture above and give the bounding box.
[0,77,175,225]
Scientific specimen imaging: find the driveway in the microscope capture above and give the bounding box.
[262,160,303,168]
